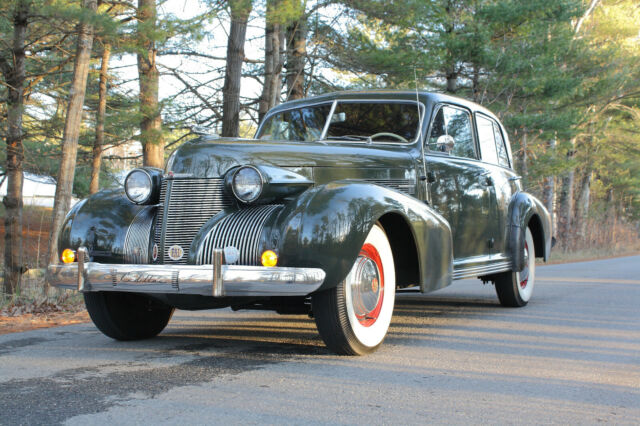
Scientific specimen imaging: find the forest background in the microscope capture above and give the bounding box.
[1,0,639,301]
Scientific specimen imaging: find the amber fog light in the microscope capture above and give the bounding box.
[261,250,278,267]
[61,249,76,264]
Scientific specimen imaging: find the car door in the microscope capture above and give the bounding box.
[475,112,520,257]
[424,104,497,264]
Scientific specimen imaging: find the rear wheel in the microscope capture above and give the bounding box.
[495,227,536,307]
[312,224,396,355]
[84,292,174,340]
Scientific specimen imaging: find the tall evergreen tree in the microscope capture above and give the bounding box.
[137,0,164,167]
[47,0,99,268]
[0,0,30,295]
[222,0,252,137]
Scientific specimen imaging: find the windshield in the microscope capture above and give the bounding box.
[326,102,421,143]
[257,100,422,143]
[257,104,332,142]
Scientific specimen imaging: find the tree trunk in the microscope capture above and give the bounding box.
[574,0,600,34]
[471,65,480,102]
[557,152,575,251]
[90,43,111,194]
[47,0,97,269]
[221,0,251,137]
[519,130,528,187]
[258,0,284,123]
[574,170,591,245]
[542,138,556,234]
[446,70,457,93]
[1,0,29,296]
[285,11,306,101]
[137,0,164,167]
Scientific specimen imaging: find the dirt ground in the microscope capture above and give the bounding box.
[0,309,89,335]
[0,205,89,335]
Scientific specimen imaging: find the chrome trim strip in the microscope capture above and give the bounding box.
[365,178,415,196]
[452,260,512,280]
[319,100,338,140]
[47,248,326,298]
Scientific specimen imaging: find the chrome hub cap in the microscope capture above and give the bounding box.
[520,242,530,289]
[349,243,385,327]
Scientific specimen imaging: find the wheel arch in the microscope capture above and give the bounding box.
[507,191,552,271]
[378,212,420,289]
[527,214,546,260]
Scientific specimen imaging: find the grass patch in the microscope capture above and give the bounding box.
[541,247,640,265]
[0,268,84,311]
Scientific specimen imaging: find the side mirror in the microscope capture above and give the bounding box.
[436,135,455,153]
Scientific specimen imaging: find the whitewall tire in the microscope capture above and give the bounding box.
[312,224,396,355]
[495,227,536,307]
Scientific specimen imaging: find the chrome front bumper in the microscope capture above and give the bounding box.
[47,247,326,297]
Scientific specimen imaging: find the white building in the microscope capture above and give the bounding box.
[0,171,78,208]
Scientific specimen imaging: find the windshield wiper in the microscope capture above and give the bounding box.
[325,135,372,143]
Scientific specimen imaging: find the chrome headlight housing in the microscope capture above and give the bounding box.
[231,166,263,203]
[125,168,160,204]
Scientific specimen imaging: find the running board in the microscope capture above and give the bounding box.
[452,260,512,280]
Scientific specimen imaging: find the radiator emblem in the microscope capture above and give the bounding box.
[168,244,184,261]
[152,243,158,261]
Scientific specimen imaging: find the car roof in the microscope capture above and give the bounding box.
[267,90,502,123]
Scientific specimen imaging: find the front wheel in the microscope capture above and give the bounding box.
[312,224,396,355]
[84,292,174,340]
[495,227,536,307]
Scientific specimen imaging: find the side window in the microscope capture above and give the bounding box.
[493,122,510,167]
[476,115,498,164]
[427,105,475,159]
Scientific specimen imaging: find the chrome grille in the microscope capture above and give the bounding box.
[158,178,233,264]
[124,206,155,264]
[196,205,282,266]
[367,179,415,195]
[154,180,168,256]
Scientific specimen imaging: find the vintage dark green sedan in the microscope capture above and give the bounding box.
[48,91,552,355]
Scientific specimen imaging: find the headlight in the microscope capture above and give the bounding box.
[125,169,153,204]
[232,166,263,203]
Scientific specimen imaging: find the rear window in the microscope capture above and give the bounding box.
[477,115,499,164]
[476,113,511,168]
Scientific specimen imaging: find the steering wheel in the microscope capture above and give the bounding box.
[370,132,409,143]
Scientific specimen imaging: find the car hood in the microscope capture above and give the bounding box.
[166,137,417,178]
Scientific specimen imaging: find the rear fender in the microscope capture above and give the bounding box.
[507,192,552,271]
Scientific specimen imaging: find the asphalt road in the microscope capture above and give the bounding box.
[1,256,639,425]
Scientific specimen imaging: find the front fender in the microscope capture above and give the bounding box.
[507,192,552,271]
[58,189,153,263]
[269,181,453,291]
